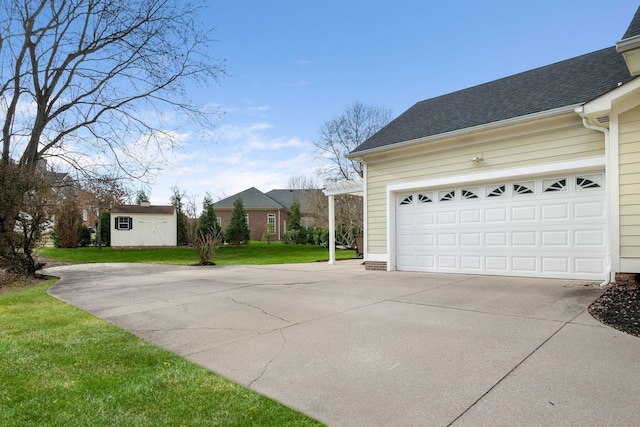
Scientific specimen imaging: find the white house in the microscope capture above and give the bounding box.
[110,202,177,248]
[344,7,640,284]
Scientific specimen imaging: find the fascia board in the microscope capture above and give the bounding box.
[347,105,582,160]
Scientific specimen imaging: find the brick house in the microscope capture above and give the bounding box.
[213,187,320,241]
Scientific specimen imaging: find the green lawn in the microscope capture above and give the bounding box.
[39,241,356,265]
[0,281,324,427]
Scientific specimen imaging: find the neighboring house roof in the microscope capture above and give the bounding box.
[213,187,322,212]
[265,189,320,213]
[213,187,284,209]
[111,205,175,215]
[351,46,636,155]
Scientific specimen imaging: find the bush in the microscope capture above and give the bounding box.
[78,225,93,247]
[262,224,276,244]
[310,228,329,247]
[282,228,308,245]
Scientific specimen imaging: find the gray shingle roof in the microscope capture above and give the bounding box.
[622,6,640,40]
[351,47,635,155]
[266,189,321,212]
[213,187,284,209]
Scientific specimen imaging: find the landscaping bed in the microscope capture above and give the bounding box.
[589,282,640,337]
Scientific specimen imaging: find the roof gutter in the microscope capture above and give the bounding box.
[347,104,583,160]
[576,107,611,287]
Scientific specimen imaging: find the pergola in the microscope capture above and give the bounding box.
[322,179,364,264]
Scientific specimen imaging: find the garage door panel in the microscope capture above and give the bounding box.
[512,205,537,221]
[485,207,508,222]
[575,229,604,246]
[396,173,606,280]
[512,232,536,246]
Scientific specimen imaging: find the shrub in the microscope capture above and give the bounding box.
[262,224,276,244]
[282,228,308,245]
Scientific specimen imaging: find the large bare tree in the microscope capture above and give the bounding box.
[0,0,224,275]
[315,102,392,182]
[0,0,224,174]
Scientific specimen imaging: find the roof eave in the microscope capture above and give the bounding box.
[347,104,582,160]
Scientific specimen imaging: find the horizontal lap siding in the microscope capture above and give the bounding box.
[619,106,640,258]
[365,121,603,254]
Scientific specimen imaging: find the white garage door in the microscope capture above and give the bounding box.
[396,173,606,280]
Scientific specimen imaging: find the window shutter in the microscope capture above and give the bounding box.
[115,217,119,230]
[129,217,133,230]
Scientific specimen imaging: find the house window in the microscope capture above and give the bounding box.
[115,216,133,230]
[245,214,249,226]
[216,217,222,227]
[267,214,276,233]
[82,209,88,221]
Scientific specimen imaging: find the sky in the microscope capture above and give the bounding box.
[147,0,640,205]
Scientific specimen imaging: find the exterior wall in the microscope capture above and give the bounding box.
[362,114,605,255]
[217,208,289,241]
[618,105,640,262]
[111,212,177,248]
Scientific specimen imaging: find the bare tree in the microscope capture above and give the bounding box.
[287,175,318,189]
[0,0,225,175]
[82,175,129,248]
[0,0,224,275]
[315,102,392,182]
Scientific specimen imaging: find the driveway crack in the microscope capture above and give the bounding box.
[231,298,292,324]
[248,329,286,388]
[446,309,586,426]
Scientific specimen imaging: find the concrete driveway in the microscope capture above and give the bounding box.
[43,261,640,427]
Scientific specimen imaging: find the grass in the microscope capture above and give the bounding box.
[0,280,324,427]
[38,241,357,266]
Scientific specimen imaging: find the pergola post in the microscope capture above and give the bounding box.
[323,179,363,266]
[328,194,336,265]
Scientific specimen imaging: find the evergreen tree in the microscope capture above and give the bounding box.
[170,187,189,245]
[289,198,302,231]
[135,190,150,204]
[225,198,250,245]
[197,193,220,237]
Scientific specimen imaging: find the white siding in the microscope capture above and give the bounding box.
[111,213,177,247]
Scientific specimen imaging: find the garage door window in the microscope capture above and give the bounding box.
[487,185,506,198]
[577,176,602,189]
[543,178,567,192]
[439,190,455,201]
[400,195,413,205]
[462,188,479,199]
[513,182,534,195]
[418,193,433,203]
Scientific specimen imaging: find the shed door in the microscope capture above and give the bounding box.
[395,173,606,280]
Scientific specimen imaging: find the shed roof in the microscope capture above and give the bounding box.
[111,205,175,215]
[351,46,635,155]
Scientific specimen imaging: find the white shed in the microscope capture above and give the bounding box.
[110,203,177,248]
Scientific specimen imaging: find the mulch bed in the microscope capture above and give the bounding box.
[589,282,640,338]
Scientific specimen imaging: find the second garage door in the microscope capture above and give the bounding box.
[396,173,606,280]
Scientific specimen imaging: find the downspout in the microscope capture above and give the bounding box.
[578,112,611,287]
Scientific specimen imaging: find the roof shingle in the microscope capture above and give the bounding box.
[351,47,635,155]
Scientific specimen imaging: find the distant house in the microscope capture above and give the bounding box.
[213,187,320,241]
[110,202,177,248]
[344,6,640,283]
